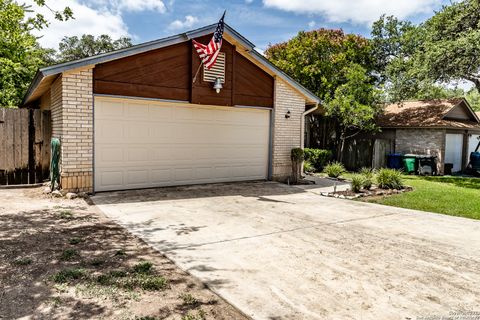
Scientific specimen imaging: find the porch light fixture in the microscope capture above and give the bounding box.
[285,110,291,119]
[213,78,223,94]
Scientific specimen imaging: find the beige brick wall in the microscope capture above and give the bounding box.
[49,67,94,193]
[272,79,306,181]
[395,129,445,174]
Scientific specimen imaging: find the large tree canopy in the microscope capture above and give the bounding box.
[416,0,480,90]
[55,34,132,63]
[0,0,72,107]
[265,29,373,101]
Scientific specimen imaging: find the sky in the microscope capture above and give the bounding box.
[31,0,451,52]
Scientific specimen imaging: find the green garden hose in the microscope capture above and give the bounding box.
[50,138,61,190]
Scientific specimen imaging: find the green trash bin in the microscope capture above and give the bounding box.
[403,155,416,174]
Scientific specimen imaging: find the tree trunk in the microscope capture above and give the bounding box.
[338,137,345,163]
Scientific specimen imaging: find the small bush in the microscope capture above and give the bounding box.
[351,174,364,193]
[304,149,333,171]
[362,176,373,190]
[359,167,375,178]
[323,162,345,178]
[290,148,304,162]
[303,161,315,173]
[376,168,404,190]
[51,268,88,283]
[57,210,74,219]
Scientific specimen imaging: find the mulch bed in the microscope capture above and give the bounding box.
[320,186,413,200]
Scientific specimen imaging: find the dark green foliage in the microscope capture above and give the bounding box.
[290,148,304,162]
[51,268,88,283]
[376,169,404,190]
[56,34,132,63]
[323,162,346,178]
[133,261,153,274]
[60,248,78,261]
[351,174,364,193]
[303,148,332,171]
[13,257,33,266]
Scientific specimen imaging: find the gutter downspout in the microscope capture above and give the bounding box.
[301,103,319,149]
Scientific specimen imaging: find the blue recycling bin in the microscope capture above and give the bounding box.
[387,153,403,170]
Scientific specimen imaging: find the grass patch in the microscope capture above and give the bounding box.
[60,249,78,261]
[95,264,167,291]
[182,309,206,320]
[133,261,153,274]
[180,293,200,307]
[13,257,33,266]
[51,268,88,283]
[89,258,105,267]
[365,175,480,219]
[68,237,82,245]
[57,210,74,220]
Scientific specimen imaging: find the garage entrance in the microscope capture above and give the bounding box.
[94,97,270,191]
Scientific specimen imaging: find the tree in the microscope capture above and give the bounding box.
[0,0,72,107]
[370,15,425,102]
[265,28,373,101]
[466,88,480,111]
[55,34,132,63]
[416,0,480,91]
[324,64,383,161]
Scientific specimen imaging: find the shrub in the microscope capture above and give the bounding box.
[323,162,345,178]
[351,174,364,193]
[376,168,404,190]
[362,176,373,190]
[290,148,304,162]
[359,167,374,190]
[303,161,315,173]
[304,148,332,171]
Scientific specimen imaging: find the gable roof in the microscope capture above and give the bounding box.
[377,98,480,130]
[22,23,320,106]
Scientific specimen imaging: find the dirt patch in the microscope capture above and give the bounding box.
[0,187,248,320]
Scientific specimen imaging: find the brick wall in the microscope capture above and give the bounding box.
[395,128,445,174]
[50,67,94,192]
[272,79,306,181]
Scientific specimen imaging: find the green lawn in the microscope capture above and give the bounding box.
[365,175,480,220]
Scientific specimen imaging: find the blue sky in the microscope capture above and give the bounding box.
[33,0,450,51]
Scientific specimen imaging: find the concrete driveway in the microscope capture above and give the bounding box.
[92,182,480,320]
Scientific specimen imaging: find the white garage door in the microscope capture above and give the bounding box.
[94,97,270,192]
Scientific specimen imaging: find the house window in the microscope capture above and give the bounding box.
[203,52,225,83]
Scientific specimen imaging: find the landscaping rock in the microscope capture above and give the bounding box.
[60,189,68,196]
[77,192,88,199]
[51,190,63,198]
[65,192,77,200]
[43,187,51,194]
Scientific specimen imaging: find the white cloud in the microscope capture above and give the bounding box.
[263,0,441,24]
[168,15,199,30]
[308,20,316,28]
[28,0,130,49]
[91,0,166,13]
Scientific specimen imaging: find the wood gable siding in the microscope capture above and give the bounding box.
[93,35,274,108]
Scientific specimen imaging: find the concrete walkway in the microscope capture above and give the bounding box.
[92,182,480,320]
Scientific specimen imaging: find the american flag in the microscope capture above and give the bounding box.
[192,11,225,69]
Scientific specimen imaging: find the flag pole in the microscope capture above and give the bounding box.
[192,62,203,84]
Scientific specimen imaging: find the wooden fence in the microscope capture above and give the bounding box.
[0,108,51,185]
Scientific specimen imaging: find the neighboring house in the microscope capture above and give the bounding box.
[21,24,320,193]
[374,99,480,174]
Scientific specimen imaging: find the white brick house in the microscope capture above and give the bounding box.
[22,24,320,193]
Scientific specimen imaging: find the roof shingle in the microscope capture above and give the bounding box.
[377,99,480,129]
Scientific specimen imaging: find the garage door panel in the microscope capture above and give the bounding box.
[94,97,269,191]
